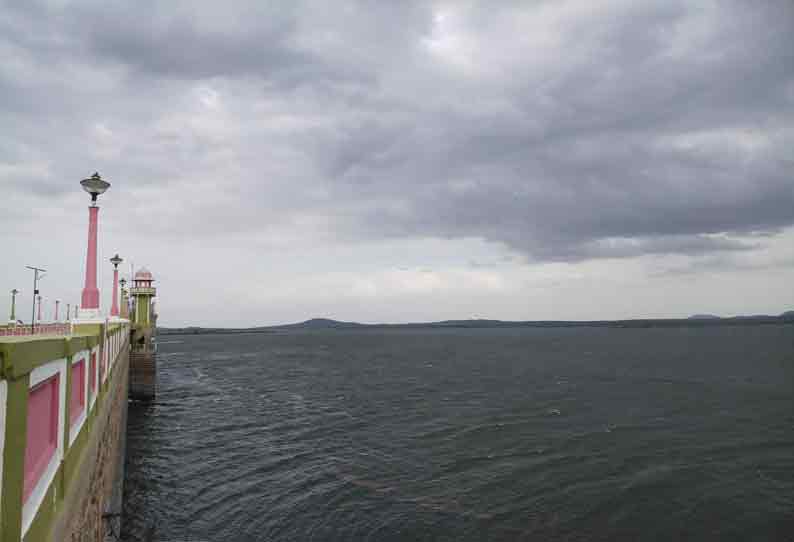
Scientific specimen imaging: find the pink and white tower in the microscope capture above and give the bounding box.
[78,172,110,320]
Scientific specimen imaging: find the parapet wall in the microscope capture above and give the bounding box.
[0,321,130,542]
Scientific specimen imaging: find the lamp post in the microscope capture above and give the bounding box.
[110,254,123,317]
[37,295,42,323]
[26,266,46,332]
[119,278,129,319]
[9,288,19,325]
[79,173,110,319]
[67,303,71,321]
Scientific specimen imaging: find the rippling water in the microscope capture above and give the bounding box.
[122,326,794,541]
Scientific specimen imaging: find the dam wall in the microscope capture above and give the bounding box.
[129,326,156,400]
[0,321,130,542]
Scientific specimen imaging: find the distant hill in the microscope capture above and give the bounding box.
[158,312,794,336]
[266,318,367,330]
[689,311,794,321]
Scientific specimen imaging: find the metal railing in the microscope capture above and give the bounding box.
[0,323,71,337]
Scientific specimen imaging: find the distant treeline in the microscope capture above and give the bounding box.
[157,327,278,336]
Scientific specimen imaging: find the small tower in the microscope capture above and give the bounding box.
[129,268,157,399]
[130,268,156,325]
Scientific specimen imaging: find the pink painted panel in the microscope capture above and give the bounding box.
[24,375,60,502]
[90,353,97,393]
[70,360,85,425]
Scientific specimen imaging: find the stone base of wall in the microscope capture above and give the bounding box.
[51,350,129,542]
[129,352,156,400]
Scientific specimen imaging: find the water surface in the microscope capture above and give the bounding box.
[122,326,794,541]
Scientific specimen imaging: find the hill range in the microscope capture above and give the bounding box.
[159,312,794,336]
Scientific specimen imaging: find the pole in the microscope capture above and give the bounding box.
[110,255,123,317]
[31,272,36,331]
[80,205,100,311]
[111,265,119,316]
[10,288,18,323]
[26,266,46,333]
[55,300,60,322]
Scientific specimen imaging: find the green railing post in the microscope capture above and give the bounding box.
[1,376,29,542]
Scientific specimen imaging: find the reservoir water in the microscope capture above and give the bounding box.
[121,326,794,541]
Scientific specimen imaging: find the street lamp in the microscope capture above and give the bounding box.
[110,254,123,317]
[119,278,128,318]
[26,266,46,332]
[80,172,110,205]
[9,288,19,325]
[79,172,111,319]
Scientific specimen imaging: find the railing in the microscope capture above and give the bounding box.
[0,323,72,337]
[0,321,130,541]
[129,286,156,296]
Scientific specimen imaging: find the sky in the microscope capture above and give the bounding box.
[1,0,793,327]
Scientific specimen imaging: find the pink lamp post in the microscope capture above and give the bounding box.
[110,254,123,317]
[79,173,110,319]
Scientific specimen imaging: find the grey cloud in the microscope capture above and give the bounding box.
[1,0,793,263]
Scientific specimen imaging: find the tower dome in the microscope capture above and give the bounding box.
[134,268,154,281]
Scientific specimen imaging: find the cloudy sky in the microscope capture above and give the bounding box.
[1,0,792,327]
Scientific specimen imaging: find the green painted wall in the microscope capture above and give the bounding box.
[133,296,151,326]
[0,323,129,542]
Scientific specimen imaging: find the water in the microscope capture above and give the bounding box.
[122,326,794,541]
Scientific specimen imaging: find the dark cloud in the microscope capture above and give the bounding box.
[1,0,792,263]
